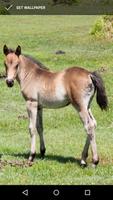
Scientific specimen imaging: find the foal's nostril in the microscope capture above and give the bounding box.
[6,79,14,87]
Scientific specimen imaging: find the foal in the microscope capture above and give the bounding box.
[3,45,108,167]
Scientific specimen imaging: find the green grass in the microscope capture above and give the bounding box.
[0,15,113,185]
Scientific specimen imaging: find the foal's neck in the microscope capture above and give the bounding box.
[17,55,36,86]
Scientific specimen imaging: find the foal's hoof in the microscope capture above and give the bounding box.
[40,148,46,158]
[80,160,87,168]
[92,158,99,168]
[28,153,36,162]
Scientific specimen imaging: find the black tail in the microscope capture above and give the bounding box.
[91,71,108,110]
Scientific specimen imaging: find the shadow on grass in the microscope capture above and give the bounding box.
[44,154,80,166]
[1,152,81,166]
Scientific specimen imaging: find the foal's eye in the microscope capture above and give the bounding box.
[4,63,7,74]
[4,63,7,67]
[4,63,7,70]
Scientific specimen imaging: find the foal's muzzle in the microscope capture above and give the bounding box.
[6,79,14,87]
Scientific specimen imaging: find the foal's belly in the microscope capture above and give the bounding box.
[40,97,69,109]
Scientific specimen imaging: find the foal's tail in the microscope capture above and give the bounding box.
[91,71,108,110]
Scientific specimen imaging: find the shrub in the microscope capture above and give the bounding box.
[90,16,113,39]
[90,17,104,37]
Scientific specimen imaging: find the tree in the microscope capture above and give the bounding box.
[52,0,78,5]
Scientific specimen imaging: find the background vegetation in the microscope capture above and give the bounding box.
[91,15,113,39]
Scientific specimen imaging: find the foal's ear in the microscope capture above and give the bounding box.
[3,45,9,55]
[15,45,21,56]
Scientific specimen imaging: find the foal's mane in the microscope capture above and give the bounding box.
[24,54,49,71]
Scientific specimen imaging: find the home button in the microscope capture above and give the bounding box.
[53,189,60,196]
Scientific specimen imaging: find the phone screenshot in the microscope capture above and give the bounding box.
[0,0,113,199]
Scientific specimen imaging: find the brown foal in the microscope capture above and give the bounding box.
[3,45,108,167]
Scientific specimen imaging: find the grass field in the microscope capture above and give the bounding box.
[0,15,113,185]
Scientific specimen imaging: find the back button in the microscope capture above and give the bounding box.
[22,189,29,196]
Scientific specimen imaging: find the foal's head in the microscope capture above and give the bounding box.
[3,45,21,87]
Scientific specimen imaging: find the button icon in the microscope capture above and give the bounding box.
[53,189,60,196]
[22,189,29,196]
[5,5,13,11]
[84,189,91,196]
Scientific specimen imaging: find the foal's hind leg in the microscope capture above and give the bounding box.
[79,109,99,167]
[81,109,97,166]
[26,101,37,162]
[37,107,46,157]
[81,136,90,166]
[88,108,97,128]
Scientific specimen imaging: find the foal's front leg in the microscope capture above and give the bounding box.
[37,107,46,157]
[26,101,37,162]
